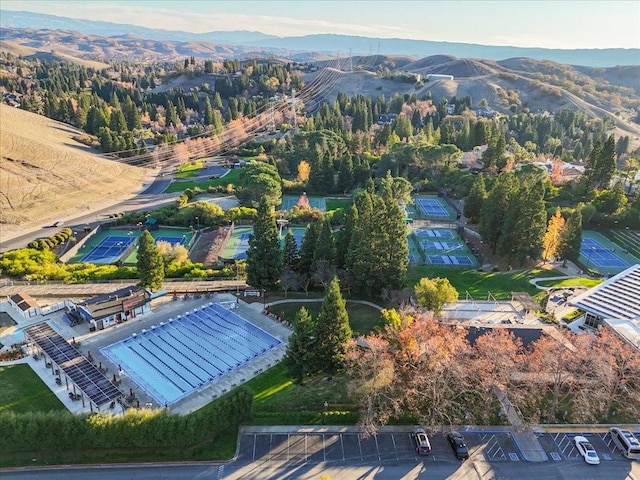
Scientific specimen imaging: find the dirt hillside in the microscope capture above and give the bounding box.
[0,104,149,230]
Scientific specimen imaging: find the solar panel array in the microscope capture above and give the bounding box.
[25,323,121,406]
[570,264,640,322]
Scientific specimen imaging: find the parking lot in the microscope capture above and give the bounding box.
[538,431,625,462]
[235,430,523,465]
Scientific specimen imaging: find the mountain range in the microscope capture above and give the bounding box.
[1,10,639,67]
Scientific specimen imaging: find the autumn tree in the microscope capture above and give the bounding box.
[137,230,164,290]
[414,277,458,314]
[557,208,582,266]
[297,160,311,183]
[542,208,566,262]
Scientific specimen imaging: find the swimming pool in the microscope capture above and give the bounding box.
[100,303,282,405]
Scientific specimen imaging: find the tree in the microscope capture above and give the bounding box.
[414,277,458,314]
[297,221,320,274]
[596,134,617,189]
[542,208,566,262]
[297,160,311,183]
[335,204,357,268]
[313,217,336,269]
[246,197,282,290]
[583,140,603,189]
[557,208,582,266]
[236,162,282,208]
[463,173,487,224]
[137,230,164,290]
[313,276,352,373]
[282,230,299,271]
[284,307,315,383]
[337,154,355,193]
[479,172,519,253]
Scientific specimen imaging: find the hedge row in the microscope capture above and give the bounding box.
[0,387,252,453]
[27,228,73,251]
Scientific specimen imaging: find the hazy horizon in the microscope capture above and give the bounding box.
[2,0,639,50]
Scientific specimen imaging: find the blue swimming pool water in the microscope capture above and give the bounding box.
[100,303,282,405]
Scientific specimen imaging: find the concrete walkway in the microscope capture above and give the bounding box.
[492,386,549,462]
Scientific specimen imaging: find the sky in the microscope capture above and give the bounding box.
[2,0,639,49]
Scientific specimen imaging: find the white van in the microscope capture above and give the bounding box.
[610,427,640,460]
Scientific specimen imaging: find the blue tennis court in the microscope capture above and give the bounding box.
[422,241,463,251]
[581,238,629,268]
[81,235,135,264]
[415,228,454,238]
[154,235,187,246]
[416,198,448,216]
[428,255,474,265]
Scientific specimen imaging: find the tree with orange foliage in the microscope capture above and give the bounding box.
[542,208,566,263]
[297,160,311,183]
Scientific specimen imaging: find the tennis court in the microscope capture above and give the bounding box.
[81,235,135,264]
[414,195,456,220]
[414,228,455,239]
[428,255,474,266]
[219,226,254,261]
[410,227,479,268]
[155,235,187,246]
[123,228,194,265]
[579,231,639,275]
[281,194,327,212]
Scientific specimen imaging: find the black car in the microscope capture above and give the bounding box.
[412,426,432,455]
[447,431,469,460]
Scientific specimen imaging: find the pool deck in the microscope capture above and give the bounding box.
[3,295,291,416]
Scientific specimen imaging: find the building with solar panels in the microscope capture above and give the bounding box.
[24,323,122,412]
[569,264,640,351]
[74,286,151,331]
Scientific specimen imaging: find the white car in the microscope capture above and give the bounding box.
[574,435,600,465]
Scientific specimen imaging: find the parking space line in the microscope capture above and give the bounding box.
[598,433,618,454]
[287,433,290,461]
[391,434,399,462]
[374,434,381,461]
[269,434,272,461]
[323,434,326,462]
[305,434,308,462]
[358,433,363,460]
[340,434,346,461]
[251,434,257,461]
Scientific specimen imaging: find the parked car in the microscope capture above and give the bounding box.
[574,435,600,465]
[52,220,64,227]
[447,431,469,460]
[412,426,432,455]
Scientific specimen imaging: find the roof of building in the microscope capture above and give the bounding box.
[25,323,121,407]
[570,264,640,349]
[81,286,149,321]
[8,292,39,311]
[511,292,540,312]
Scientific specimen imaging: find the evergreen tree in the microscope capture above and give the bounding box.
[463,173,487,223]
[337,154,355,193]
[312,276,352,373]
[297,221,320,274]
[479,172,519,253]
[203,96,213,125]
[109,108,127,134]
[583,140,603,189]
[313,217,336,268]
[557,209,583,266]
[346,190,376,293]
[596,134,616,189]
[282,229,299,271]
[165,101,178,127]
[246,197,282,290]
[336,203,357,268]
[498,176,547,264]
[284,307,315,383]
[137,230,164,290]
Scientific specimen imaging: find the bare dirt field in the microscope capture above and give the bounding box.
[0,104,151,232]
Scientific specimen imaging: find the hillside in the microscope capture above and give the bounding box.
[0,104,149,230]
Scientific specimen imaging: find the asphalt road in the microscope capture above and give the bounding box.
[0,174,176,253]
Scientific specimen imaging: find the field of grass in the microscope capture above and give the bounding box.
[325,197,352,211]
[0,104,147,231]
[536,277,603,289]
[408,266,562,300]
[273,301,384,336]
[174,160,203,178]
[0,364,66,414]
[165,168,242,193]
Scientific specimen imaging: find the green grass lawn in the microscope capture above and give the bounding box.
[325,197,352,211]
[536,277,603,289]
[0,364,66,414]
[174,160,204,178]
[273,301,383,336]
[408,267,562,300]
[165,168,242,193]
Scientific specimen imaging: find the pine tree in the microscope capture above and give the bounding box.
[282,229,299,271]
[137,230,164,290]
[346,190,376,293]
[313,217,336,268]
[337,154,355,193]
[203,96,213,125]
[335,203,357,268]
[284,307,316,383]
[596,135,616,189]
[498,176,547,264]
[312,276,352,373]
[583,140,603,189]
[542,208,566,262]
[377,175,408,291]
[246,197,282,290]
[557,209,583,266]
[297,221,320,274]
[479,172,519,253]
[463,173,487,224]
